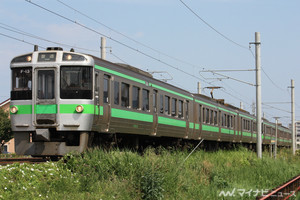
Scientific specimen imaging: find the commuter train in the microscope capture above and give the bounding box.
[10,47,292,156]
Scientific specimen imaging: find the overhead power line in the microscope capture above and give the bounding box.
[56,0,201,72]
[0,22,99,53]
[26,0,261,107]
[178,0,249,50]
[24,1,217,84]
[25,0,291,120]
[0,32,46,49]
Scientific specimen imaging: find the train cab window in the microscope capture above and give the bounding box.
[171,98,177,117]
[121,83,129,107]
[178,100,183,118]
[103,75,110,103]
[114,81,119,105]
[11,67,32,100]
[60,66,92,99]
[132,86,140,109]
[142,89,149,111]
[160,95,164,114]
[186,101,189,120]
[153,90,157,112]
[165,96,170,115]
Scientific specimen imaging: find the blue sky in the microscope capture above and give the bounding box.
[1,0,300,126]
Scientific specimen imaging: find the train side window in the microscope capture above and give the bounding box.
[165,96,170,115]
[210,110,214,124]
[203,107,206,123]
[121,83,129,107]
[171,98,177,117]
[132,86,140,109]
[142,89,149,111]
[227,115,230,128]
[153,90,157,112]
[221,113,224,126]
[214,111,218,125]
[253,122,257,132]
[186,101,189,120]
[114,81,119,105]
[95,73,99,92]
[178,100,183,118]
[205,108,209,124]
[103,75,110,103]
[160,94,164,114]
[199,105,202,122]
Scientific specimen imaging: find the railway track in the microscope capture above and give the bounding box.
[257,175,300,200]
[0,157,49,165]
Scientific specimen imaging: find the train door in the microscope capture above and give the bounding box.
[185,100,191,138]
[94,72,100,124]
[101,74,111,131]
[152,90,158,135]
[34,68,57,128]
[233,115,237,142]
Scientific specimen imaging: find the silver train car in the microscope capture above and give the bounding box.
[10,47,292,156]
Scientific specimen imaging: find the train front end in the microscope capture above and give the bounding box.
[10,47,95,156]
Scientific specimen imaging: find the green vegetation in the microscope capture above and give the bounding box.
[0,147,300,199]
[0,109,12,154]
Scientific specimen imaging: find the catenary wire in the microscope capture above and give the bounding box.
[24,0,290,122]
[0,22,99,53]
[53,0,264,108]
[178,0,249,50]
[0,32,46,49]
[56,0,204,72]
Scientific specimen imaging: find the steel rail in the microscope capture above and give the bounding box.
[257,175,300,199]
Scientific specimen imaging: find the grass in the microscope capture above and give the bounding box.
[0,147,300,199]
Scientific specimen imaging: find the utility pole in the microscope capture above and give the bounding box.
[273,117,280,159]
[101,37,106,60]
[291,79,296,155]
[197,82,201,94]
[251,32,262,159]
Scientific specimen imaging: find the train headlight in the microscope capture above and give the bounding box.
[10,106,18,114]
[26,55,32,62]
[75,105,84,113]
[66,54,72,60]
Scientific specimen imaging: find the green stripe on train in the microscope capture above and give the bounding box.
[95,64,193,100]
[221,128,235,135]
[150,83,193,100]
[95,65,146,84]
[35,104,57,114]
[111,108,153,123]
[202,124,219,132]
[10,105,32,114]
[158,116,186,128]
[60,104,95,114]
[11,104,99,115]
